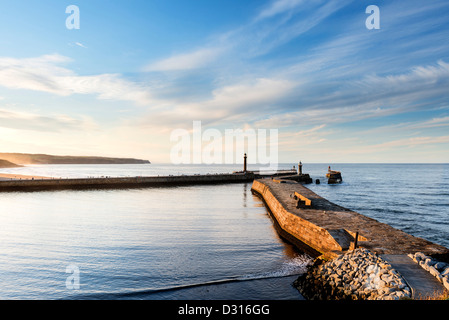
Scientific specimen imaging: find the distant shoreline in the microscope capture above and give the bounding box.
[0,153,150,165]
[0,153,151,179]
[0,173,53,180]
[0,159,23,168]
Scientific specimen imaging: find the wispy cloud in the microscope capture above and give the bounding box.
[255,59,449,128]
[137,0,358,129]
[256,0,306,20]
[0,54,156,106]
[75,42,87,49]
[144,47,224,72]
[354,116,449,140]
[278,124,328,149]
[144,0,353,74]
[136,77,297,130]
[133,0,449,143]
[0,107,97,132]
[1,0,448,162]
[349,136,449,154]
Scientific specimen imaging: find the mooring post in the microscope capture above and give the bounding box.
[354,231,359,250]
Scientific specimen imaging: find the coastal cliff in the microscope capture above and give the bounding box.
[0,159,23,168]
[0,153,150,165]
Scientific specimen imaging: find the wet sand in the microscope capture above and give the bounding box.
[0,173,53,180]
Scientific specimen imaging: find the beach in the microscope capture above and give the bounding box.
[0,173,53,180]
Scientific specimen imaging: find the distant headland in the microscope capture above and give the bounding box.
[0,159,23,168]
[0,153,150,166]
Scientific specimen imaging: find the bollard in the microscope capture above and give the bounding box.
[354,232,359,250]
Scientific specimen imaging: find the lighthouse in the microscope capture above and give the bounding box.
[244,153,247,172]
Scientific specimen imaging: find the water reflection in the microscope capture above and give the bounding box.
[0,181,310,299]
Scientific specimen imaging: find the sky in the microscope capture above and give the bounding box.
[0,0,448,164]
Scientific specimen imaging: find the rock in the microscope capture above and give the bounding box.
[294,248,413,301]
[366,264,379,274]
[390,269,399,276]
[414,252,427,261]
[395,293,405,300]
[425,258,435,267]
[384,287,396,294]
[428,266,441,278]
[381,273,394,283]
[435,262,448,272]
[379,268,389,275]
[441,267,449,277]
[443,277,449,292]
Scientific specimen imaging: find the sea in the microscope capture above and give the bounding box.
[0,163,447,300]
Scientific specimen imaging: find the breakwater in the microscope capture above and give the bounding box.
[0,170,298,192]
[251,178,449,259]
[0,173,255,191]
[251,177,449,299]
[295,248,412,300]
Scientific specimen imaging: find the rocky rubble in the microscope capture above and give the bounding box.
[294,248,412,300]
[408,252,449,292]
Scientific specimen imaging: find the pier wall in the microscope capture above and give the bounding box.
[0,169,298,192]
[252,178,449,299]
[251,180,342,258]
[0,173,256,191]
[251,178,449,260]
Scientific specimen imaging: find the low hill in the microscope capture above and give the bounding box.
[0,159,23,168]
[0,153,150,165]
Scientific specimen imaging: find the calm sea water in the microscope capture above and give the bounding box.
[304,163,449,249]
[0,163,311,300]
[0,163,447,300]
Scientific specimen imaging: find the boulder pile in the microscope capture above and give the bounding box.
[294,248,412,300]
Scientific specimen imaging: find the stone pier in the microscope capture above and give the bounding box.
[251,178,449,260]
[251,177,449,299]
[0,170,297,192]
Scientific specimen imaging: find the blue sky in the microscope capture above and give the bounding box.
[0,0,448,163]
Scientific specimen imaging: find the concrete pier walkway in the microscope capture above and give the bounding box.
[381,254,446,299]
[251,177,449,299]
[0,170,297,192]
[251,178,449,259]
